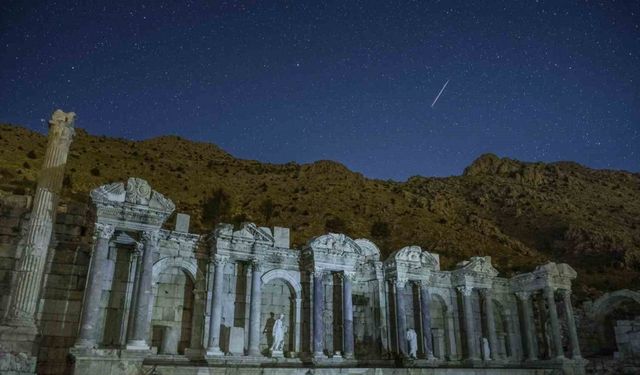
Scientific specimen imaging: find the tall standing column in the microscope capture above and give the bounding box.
[458,286,479,360]
[74,223,115,348]
[480,288,499,360]
[206,255,228,356]
[341,272,355,359]
[247,260,262,356]
[126,229,159,350]
[503,309,520,360]
[312,270,325,358]
[516,291,537,360]
[419,281,435,359]
[543,287,564,359]
[559,289,581,359]
[394,279,408,357]
[3,110,75,330]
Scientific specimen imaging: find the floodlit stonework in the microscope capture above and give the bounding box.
[0,111,594,375]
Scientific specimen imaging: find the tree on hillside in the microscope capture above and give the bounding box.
[202,188,231,226]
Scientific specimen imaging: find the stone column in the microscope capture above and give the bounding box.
[120,243,142,346]
[394,279,408,357]
[516,291,537,360]
[3,110,75,331]
[312,270,325,358]
[445,311,458,360]
[458,286,479,360]
[341,272,355,359]
[479,288,499,360]
[206,255,227,356]
[504,309,520,360]
[126,229,159,350]
[74,223,115,348]
[543,287,564,359]
[418,282,435,359]
[559,289,582,359]
[247,260,263,356]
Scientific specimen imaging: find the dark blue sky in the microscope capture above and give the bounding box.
[1,1,638,180]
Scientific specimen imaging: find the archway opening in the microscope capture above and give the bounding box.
[260,278,294,356]
[430,294,449,360]
[150,267,195,355]
[597,299,640,357]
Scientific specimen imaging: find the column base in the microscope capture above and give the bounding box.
[247,349,261,357]
[270,349,284,358]
[312,351,327,359]
[73,338,97,349]
[205,346,224,356]
[125,340,150,351]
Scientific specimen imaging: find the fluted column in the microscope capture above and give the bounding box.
[504,309,519,360]
[543,287,564,359]
[3,110,75,329]
[206,255,228,356]
[479,288,499,360]
[516,291,537,360]
[74,223,115,348]
[312,270,325,358]
[418,281,435,359]
[559,289,581,359]
[126,229,159,350]
[247,260,263,356]
[394,279,408,357]
[458,286,479,360]
[341,272,355,359]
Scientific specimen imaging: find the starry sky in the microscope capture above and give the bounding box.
[1,1,638,180]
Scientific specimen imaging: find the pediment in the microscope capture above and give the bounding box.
[234,222,274,244]
[308,233,362,256]
[390,245,438,269]
[90,177,175,214]
[457,256,499,277]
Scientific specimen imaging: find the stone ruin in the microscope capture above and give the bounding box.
[0,111,592,374]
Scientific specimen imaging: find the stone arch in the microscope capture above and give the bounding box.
[260,268,303,354]
[261,269,302,299]
[589,289,640,320]
[429,292,450,359]
[492,300,511,359]
[152,256,200,284]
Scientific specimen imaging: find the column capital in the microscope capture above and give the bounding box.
[94,222,115,240]
[390,277,407,288]
[515,291,531,301]
[338,271,356,282]
[312,268,326,277]
[48,109,76,141]
[478,287,492,298]
[133,241,144,257]
[457,285,474,297]
[557,288,572,297]
[417,280,429,288]
[543,285,557,297]
[212,254,229,266]
[141,229,161,245]
[249,258,263,272]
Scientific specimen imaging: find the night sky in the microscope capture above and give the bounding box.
[1,1,638,180]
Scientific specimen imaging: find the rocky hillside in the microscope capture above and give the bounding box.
[1,124,638,299]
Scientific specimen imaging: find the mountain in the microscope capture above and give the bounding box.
[1,124,638,299]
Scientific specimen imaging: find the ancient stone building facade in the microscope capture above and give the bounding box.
[0,111,589,375]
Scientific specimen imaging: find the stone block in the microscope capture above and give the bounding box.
[175,213,190,232]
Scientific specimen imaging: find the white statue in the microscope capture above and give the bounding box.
[406,328,418,359]
[482,337,491,360]
[271,313,285,352]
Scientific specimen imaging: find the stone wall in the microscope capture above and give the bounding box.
[1,194,94,375]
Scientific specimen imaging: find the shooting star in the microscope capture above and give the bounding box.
[431,79,449,108]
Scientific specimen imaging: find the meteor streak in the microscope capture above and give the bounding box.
[431,79,449,108]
